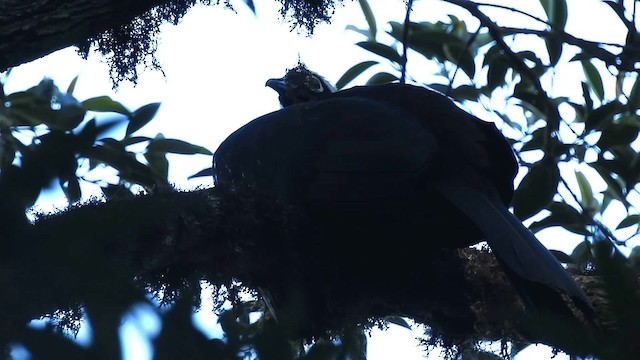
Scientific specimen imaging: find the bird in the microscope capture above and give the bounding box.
[212,63,596,329]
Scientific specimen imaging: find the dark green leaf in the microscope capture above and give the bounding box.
[61,177,81,203]
[121,136,152,146]
[529,201,590,235]
[628,76,640,111]
[581,59,605,101]
[569,240,593,271]
[592,240,640,338]
[345,25,370,38]
[356,41,403,65]
[485,56,510,92]
[82,96,130,115]
[581,81,594,114]
[358,0,376,40]
[512,159,560,219]
[126,102,161,136]
[66,75,79,95]
[4,80,85,130]
[189,167,213,179]
[597,123,639,149]
[384,316,411,329]
[545,35,563,67]
[336,61,378,90]
[617,214,640,230]
[144,149,169,181]
[83,144,158,188]
[585,100,623,131]
[365,72,398,86]
[77,118,98,150]
[447,85,481,101]
[147,138,212,155]
[443,42,475,77]
[540,0,568,31]
[520,127,546,152]
[593,161,629,204]
[575,170,595,211]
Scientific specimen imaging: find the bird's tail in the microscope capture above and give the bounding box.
[435,183,596,325]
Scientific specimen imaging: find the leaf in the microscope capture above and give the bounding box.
[358,0,376,40]
[485,55,510,92]
[83,144,158,188]
[345,25,370,38]
[66,75,79,95]
[121,136,152,146]
[81,96,130,115]
[581,81,594,114]
[61,177,81,203]
[144,149,169,181]
[585,100,623,131]
[597,123,639,150]
[4,80,85,130]
[356,41,403,65]
[628,76,640,111]
[365,72,398,86]
[147,138,212,155]
[529,201,590,235]
[575,170,595,211]
[569,240,593,271]
[189,167,213,179]
[540,0,568,31]
[520,127,546,152]
[335,61,378,89]
[512,159,560,220]
[581,59,604,101]
[545,34,563,67]
[617,214,640,230]
[384,316,411,329]
[447,85,481,101]
[126,102,161,136]
[243,0,255,14]
[442,42,475,78]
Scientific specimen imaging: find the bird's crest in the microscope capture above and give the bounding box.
[266,63,335,107]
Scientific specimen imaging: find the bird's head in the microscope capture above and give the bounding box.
[266,63,336,107]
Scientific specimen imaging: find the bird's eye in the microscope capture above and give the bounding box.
[306,75,324,93]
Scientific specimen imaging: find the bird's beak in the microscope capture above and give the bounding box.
[265,77,287,95]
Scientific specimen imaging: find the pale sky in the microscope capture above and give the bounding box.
[6,0,630,359]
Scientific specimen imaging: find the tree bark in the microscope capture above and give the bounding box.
[0,0,172,72]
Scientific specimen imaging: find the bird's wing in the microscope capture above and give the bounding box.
[436,183,595,319]
[214,97,438,208]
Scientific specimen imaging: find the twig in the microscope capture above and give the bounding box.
[401,0,414,84]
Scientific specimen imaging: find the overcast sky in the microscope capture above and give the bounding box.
[6,0,630,359]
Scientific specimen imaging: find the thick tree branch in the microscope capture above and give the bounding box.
[0,0,178,72]
[0,186,615,351]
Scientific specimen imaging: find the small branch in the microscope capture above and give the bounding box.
[400,0,414,84]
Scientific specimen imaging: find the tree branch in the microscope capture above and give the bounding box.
[1,186,615,349]
[0,0,182,72]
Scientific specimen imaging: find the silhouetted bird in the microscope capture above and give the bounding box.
[213,64,595,327]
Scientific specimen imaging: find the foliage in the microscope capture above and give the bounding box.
[0,74,211,208]
[3,0,640,359]
[337,0,640,357]
[341,0,640,261]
